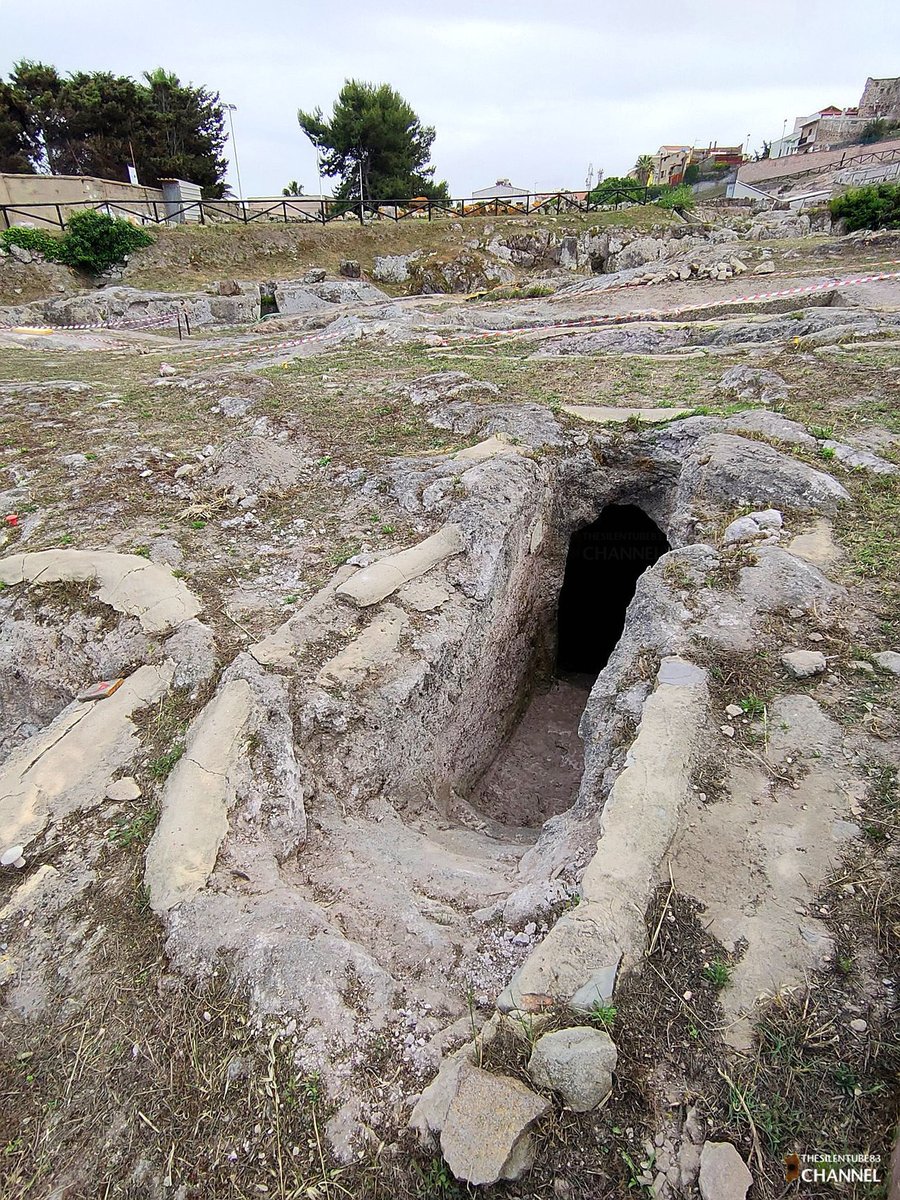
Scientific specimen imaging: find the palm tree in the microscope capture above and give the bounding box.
[282,180,304,196]
[633,154,654,186]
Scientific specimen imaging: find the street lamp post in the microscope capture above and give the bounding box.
[224,103,245,215]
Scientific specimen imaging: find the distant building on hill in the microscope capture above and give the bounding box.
[647,144,743,187]
[471,178,530,201]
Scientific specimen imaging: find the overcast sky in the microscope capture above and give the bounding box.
[4,0,898,197]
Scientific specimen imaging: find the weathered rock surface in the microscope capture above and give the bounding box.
[527,1026,617,1111]
[499,656,708,1011]
[0,549,201,634]
[144,679,258,913]
[717,365,788,405]
[874,650,900,675]
[335,524,464,607]
[0,663,174,847]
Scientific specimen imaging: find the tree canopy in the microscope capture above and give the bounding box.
[297,80,448,203]
[0,62,227,196]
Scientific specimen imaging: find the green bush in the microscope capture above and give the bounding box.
[1,210,154,273]
[588,176,647,206]
[57,210,154,273]
[829,183,900,232]
[0,225,66,260]
[656,184,695,210]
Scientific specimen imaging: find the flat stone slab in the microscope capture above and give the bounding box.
[144,679,257,914]
[561,405,693,425]
[335,525,464,608]
[0,663,174,848]
[0,550,202,634]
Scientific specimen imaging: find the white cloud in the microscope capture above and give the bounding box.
[3,0,898,196]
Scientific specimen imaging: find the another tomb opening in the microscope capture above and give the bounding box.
[556,504,670,678]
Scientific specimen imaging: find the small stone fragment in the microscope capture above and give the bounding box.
[698,1141,752,1200]
[105,777,142,802]
[873,651,900,675]
[440,1065,549,1185]
[527,1026,617,1112]
[849,1018,868,1033]
[780,649,827,679]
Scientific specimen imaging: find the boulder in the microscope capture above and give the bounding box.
[698,1142,752,1200]
[677,434,850,517]
[874,650,900,675]
[373,254,415,284]
[754,260,776,274]
[339,260,361,278]
[527,1026,617,1111]
[717,366,788,405]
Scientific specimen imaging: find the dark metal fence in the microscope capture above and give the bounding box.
[0,187,655,231]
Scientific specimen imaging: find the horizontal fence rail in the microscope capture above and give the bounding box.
[0,188,661,230]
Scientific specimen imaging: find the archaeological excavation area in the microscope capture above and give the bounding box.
[0,208,898,1199]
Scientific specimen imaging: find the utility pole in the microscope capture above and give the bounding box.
[224,104,245,214]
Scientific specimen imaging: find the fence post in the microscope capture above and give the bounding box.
[56,204,64,229]
[428,200,432,221]
[358,201,364,225]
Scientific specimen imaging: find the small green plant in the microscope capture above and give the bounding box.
[133,545,151,559]
[819,445,836,460]
[590,1002,618,1031]
[416,1157,462,1198]
[702,958,732,988]
[656,184,695,211]
[303,1070,323,1103]
[0,225,65,260]
[837,955,854,977]
[739,695,766,717]
[148,743,185,779]
[108,807,157,849]
[190,519,206,530]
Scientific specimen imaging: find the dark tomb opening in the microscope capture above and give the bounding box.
[556,504,669,677]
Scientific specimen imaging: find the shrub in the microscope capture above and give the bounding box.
[0,225,66,261]
[588,176,646,206]
[58,210,153,273]
[1,210,154,273]
[656,184,695,211]
[829,183,900,232]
